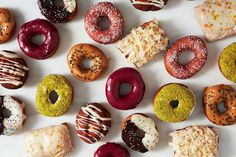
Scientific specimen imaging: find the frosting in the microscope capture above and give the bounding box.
[131,114,159,151]
[131,0,165,8]
[63,0,76,13]
[1,96,26,136]
[76,103,111,143]
[0,51,29,86]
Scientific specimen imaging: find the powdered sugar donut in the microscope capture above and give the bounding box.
[0,96,26,136]
[85,2,124,44]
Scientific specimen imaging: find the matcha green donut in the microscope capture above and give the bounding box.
[153,83,196,123]
[36,74,73,117]
[219,42,236,83]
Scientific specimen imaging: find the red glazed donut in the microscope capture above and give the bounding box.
[94,142,130,157]
[105,67,145,110]
[85,2,124,44]
[17,19,60,60]
[164,35,207,79]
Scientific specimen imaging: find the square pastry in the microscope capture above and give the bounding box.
[195,0,236,41]
[170,126,219,157]
[118,19,168,67]
[25,123,73,157]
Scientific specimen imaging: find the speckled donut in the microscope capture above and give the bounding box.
[36,74,73,117]
[153,83,196,123]
[130,0,168,11]
[121,113,159,153]
[219,42,236,83]
[85,2,124,44]
[0,8,15,44]
[38,0,77,23]
[0,96,26,136]
[164,36,208,79]
[203,84,236,126]
[67,44,108,82]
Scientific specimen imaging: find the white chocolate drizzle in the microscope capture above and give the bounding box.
[63,0,76,13]
[0,51,29,86]
[131,0,165,8]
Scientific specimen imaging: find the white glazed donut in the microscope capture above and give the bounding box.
[0,95,26,136]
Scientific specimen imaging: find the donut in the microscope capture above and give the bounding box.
[76,103,111,144]
[153,83,196,123]
[67,44,108,82]
[0,50,29,89]
[36,74,73,117]
[0,96,26,136]
[18,19,60,60]
[38,0,77,23]
[130,0,168,11]
[25,123,73,157]
[164,35,207,79]
[203,84,236,126]
[0,8,15,44]
[94,142,130,157]
[219,42,236,83]
[105,67,145,110]
[121,113,159,153]
[170,125,219,157]
[85,2,124,44]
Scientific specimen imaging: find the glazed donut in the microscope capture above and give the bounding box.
[94,142,130,157]
[153,83,196,123]
[130,0,168,11]
[106,67,145,110]
[18,19,60,60]
[203,84,236,126]
[0,96,26,136]
[121,113,159,153]
[0,50,29,89]
[38,0,77,23]
[0,8,15,44]
[36,74,73,117]
[67,44,108,82]
[76,103,111,144]
[164,35,208,79]
[85,2,124,44]
[219,42,236,83]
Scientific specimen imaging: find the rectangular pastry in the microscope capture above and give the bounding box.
[118,19,168,67]
[170,126,219,157]
[25,123,73,157]
[195,0,236,41]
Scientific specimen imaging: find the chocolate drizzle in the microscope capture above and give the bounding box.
[0,96,4,134]
[122,121,148,153]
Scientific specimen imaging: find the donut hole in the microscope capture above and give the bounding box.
[119,83,132,98]
[81,58,94,70]
[178,51,195,65]
[217,102,227,114]
[98,16,111,30]
[31,34,46,46]
[1,107,11,118]
[49,91,59,104]
[53,0,65,7]
[170,100,179,109]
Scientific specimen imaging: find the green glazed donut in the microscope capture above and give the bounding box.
[36,74,73,117]
[153,83,196,123]
[219,42,236,83]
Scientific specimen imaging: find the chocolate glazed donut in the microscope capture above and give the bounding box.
[38,0,77,23]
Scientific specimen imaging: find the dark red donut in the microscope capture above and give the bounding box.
[18,19,60,60]
[164,35,207,79]
[85,2,124,44]
[105,67,145,110]
[94,142,130,157]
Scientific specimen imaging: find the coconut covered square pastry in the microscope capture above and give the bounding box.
[170,125,219,157]
[118,19,168,67]
[195,0,236,41]
[25,123,73,157]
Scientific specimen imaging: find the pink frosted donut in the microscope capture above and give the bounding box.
[84,2,124,44]
[164,36,207,79]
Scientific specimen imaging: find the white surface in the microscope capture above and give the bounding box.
[0,0,235,156]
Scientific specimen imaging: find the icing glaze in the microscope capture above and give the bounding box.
[64,0,76,13]
[131,0,165,8]
[131,114,159,151]
[0,50,29,86]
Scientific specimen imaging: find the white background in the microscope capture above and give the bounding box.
[0,0,236,156]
